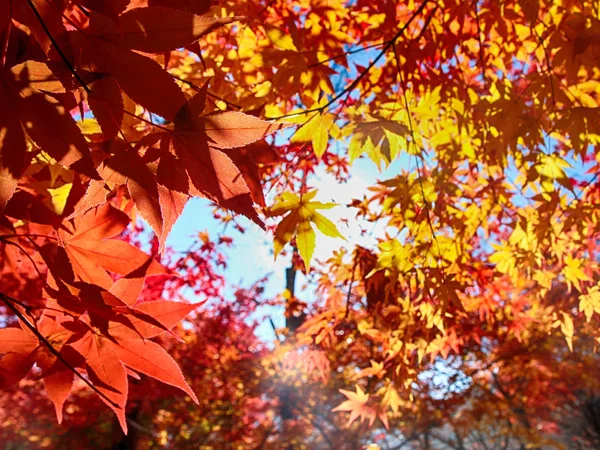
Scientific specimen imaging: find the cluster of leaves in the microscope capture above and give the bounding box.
[178,0,600,445]
[0,0,283,435]
[1,0,600,448]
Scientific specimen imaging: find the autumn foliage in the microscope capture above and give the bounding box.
[0,0,599,448]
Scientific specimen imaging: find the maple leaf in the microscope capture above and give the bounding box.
[579,285,600,322]
[108,300,199,338]
[70,144,187,253]
[202,111,284,149]
[109,257,158,307]
[76,96,283,249]
[144,89,286,228]
[291,112,330,158]
[26,316,75,424]
[10,69,96,180]
[68,179,112,220]
[379,383,403,416]
[158,132,265,227]
[147,0,213,15]
[66,7,238,127]
[68,321,199,433]
[349,118,409,164]
[333,385,388,429]
[266,190,345,270]
[175,91,284,149]
[223,140,281,207]
[57,204,167,290]
[99,152,165,247]
[0,326,39,388]
[518,0,540,23]
[43,369,74,424]
[0,293,199,427]
[558,312,574,352]
[355,360,385,380]
[562,255,590,293]
[13,0,68,55]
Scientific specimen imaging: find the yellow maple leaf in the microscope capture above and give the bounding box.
[579,285,600,322]
[563,255,590,292]
[559,312,574,351]
[266,190,344,270]
[379,383,403,415]
[535,154,570,180]
[291,113,329,158]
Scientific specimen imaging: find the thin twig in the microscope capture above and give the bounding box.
[307,40,389,69]
[121,108,172,132]
[269,317,283,343]
[26,0,90,93]
[344,252,359,319]
[126,417,155,436]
